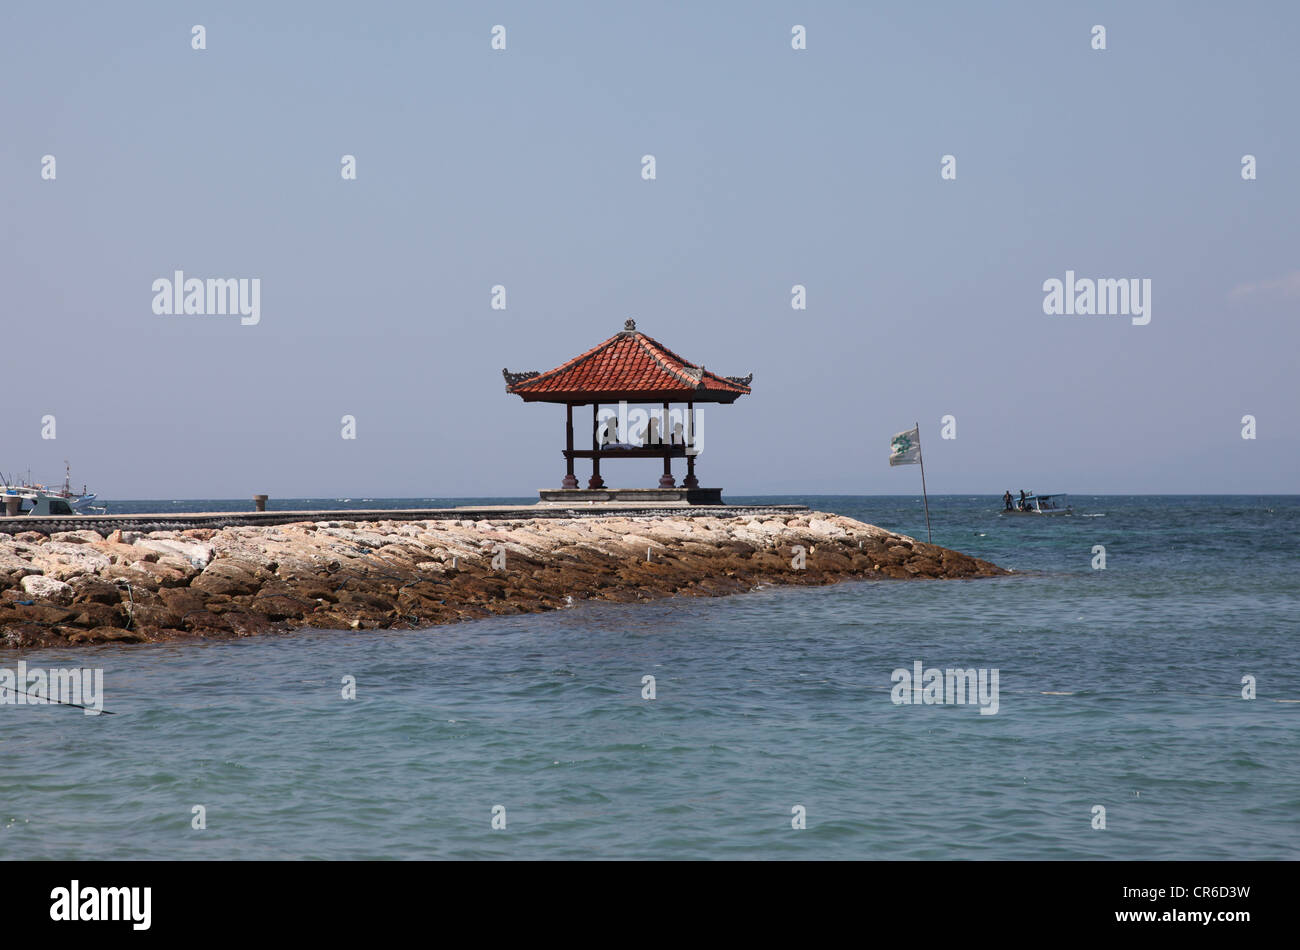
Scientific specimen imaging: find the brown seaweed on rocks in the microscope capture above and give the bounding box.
[0,514,1007,648]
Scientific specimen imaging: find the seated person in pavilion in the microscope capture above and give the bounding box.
[599,417,637,450]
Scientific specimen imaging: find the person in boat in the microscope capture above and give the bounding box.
[1018,489,1027,511]
[1003,490,1013,511]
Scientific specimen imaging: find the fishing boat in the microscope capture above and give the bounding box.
[50,461,99,510]
[1001,493,1071,515]
[1,462,103,515]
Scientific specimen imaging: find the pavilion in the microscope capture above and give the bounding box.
[503,319,752,504]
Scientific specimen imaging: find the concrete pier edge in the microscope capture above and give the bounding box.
[0,504,811,538]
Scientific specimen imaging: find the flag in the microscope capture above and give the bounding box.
[889,426,921,466]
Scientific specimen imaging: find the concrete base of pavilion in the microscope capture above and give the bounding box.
[537,487,725,506]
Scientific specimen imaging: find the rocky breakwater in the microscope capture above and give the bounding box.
[0,514,1008,648]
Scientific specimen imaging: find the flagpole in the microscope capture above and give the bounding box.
[915,420,932,543]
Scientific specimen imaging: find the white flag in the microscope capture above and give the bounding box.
[889,426,921,466]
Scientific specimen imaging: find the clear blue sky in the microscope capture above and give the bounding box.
[2,1,1296,497]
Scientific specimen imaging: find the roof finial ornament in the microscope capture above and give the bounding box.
[624,318,636,332]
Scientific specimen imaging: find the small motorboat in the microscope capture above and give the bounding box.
[1001,493,1072,515]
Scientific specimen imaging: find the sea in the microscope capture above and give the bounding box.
[1,495,1296,860]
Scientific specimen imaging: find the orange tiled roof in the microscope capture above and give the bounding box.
[504,320,752,403]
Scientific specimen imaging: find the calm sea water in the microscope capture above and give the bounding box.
[2,496,1297,860]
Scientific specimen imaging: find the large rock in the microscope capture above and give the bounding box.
[0,553,41,579]
[68,575,127,605]
[66,626,148,644]
[20,574,74,605]
[93,540,155,565]
[135,538,215,569]
[50,530,105,545]
[127,560,193,588]
[25,542,113,580]
[102,564,163,591]
[190,559,267,596]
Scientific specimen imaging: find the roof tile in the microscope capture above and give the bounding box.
[504,322,751,402]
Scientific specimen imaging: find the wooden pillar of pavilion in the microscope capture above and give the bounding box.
[657,401,675,488]
[588,403,605,489]
[683,401,699,488]
[562,403,579,488]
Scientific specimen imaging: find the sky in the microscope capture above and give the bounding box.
[1,1,1296,498]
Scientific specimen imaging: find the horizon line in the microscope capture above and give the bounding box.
[94,492,1300,501]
